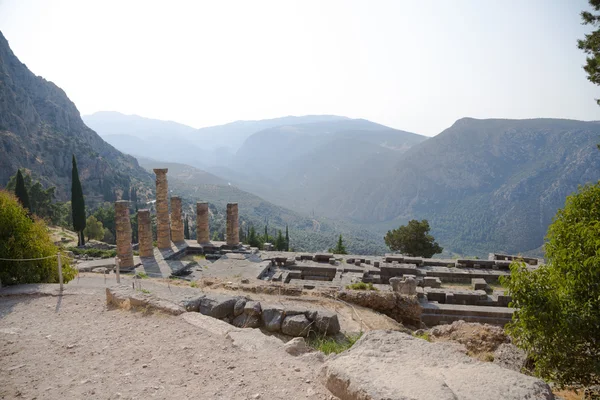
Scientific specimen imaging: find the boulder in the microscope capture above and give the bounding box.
[244,301,262,316]
[312,310,340,335]
[493,343,528,373]
[320,330,553,400]
[232,313,261,329]
[284,337,312,356]
[198,295,238,319]
[261,306,284,332]
[233,298,246,317]
[281,314,312,337]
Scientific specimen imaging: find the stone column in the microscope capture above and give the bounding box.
[115,200,134,269]
[196,202,209,243]
[170,196,185,242]
[138,209,153,257]
[226,203,239,247]
[153,168,171,249]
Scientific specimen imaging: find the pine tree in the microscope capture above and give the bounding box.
[285,225,290,252]
[264,224,269,243]
[71,155,86,246]
[14,169,31,213]
[329,234,347,254]
[275,230,286,251]
[184,216,190,240]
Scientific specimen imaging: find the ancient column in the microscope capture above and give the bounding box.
[115,200,134,269]
[138,209,153,257]
[170,196,185,242]
[226,203,239,247]
[153,168,171,249]
[196,202,209,243]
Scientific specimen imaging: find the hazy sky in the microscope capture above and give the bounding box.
[1,0,599,136]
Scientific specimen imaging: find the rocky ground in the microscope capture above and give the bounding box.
[0,278,335,400]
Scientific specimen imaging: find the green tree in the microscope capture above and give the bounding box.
[14,169,31,212]
[93,203,116,242]
[329,234,347,254]
[71,155,86,246]
[6,171,66,224]
[275,230,286,251]
[130,212,138,243]
[122,184,130,201]
[384,219,442,258]
[578,0,600,106]
[184,215,190,240]
[285,225,290,251]
[248,226,261,248]
[83,215,104,241]
[0,189,76,285]
[502,183,600,387]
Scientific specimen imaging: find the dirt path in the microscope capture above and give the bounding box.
[0,284,335,399]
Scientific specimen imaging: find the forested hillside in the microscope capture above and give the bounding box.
[320,118,600,256]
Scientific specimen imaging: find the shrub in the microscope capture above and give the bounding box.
[502,183,600,387]
[346,282,378,291]
[0,189,76,285]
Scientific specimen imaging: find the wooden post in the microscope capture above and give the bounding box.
[57,252,63,292]
[115,257,121,284]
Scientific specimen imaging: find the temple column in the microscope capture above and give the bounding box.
[226,203,239,247]
[196,202,210,243]
[153,168,171,249]
[170,196,185,242]
[115,200,134,269]
[138,209,153,257]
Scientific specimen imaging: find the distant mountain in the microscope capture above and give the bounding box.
[83,111,197,138]
[318,118,600,256]
[137,157,387,254]
[0,32,151,202]
[194,115,350,152]
[222,119,428,214]
[84,113,350,168]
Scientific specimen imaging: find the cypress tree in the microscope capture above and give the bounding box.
[122,184,130,201]
[14,169,31,212]
[264,225,268,243]
[71,155,86,246]
[285,225,290,252]
[184,216,190,240]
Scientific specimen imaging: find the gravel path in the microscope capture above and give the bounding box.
[0,283,335,399]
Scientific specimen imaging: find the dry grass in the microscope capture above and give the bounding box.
[553,388,584,400]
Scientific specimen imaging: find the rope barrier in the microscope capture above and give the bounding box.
[0,254,58,261]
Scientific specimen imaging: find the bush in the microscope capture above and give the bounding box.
[502,183,600,387]
[346,282,378,291]
[67,247,116,259]
[0,189,76,285]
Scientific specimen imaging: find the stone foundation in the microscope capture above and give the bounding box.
[115,200,134,269]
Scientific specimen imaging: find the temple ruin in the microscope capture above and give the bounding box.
[153,168,171,249]
[115,200,134,270]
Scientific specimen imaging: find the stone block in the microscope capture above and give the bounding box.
[281,314,312,337]
[261,306,285,332]
[423,276,441,288]
[472,278,488,291]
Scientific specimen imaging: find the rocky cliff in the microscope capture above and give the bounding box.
[0,31,152,202]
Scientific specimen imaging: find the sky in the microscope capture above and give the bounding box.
[0,0,599,136]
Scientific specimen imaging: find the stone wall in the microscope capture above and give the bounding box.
[335,290,421,328]
[115,200,134,269]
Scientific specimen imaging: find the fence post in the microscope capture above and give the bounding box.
[115,257,121,284]
[57,252,63,292]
